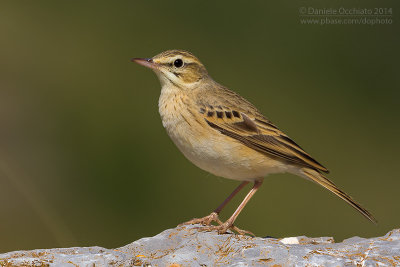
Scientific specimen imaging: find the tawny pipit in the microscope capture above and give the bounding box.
[132,50,376,235]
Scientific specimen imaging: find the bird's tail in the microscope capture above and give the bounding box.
[301,168,377,224]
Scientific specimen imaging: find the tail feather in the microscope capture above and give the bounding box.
[302,168,377,224]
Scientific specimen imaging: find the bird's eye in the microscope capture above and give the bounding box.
[173,59,184,68]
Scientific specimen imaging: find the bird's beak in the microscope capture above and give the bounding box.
[131,58,159,70]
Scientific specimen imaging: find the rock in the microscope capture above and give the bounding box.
[1,225,399,266]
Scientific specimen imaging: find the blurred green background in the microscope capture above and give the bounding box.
[0,1,398,252]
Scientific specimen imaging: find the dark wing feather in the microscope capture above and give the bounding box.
[200,104,329,173]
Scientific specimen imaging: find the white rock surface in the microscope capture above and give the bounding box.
[1,225,399,266]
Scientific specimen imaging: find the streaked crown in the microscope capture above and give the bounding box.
[151,50,209,86]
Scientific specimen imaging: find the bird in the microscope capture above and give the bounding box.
[131,49,377,235]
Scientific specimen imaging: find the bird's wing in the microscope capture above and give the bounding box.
[198,103,329,173]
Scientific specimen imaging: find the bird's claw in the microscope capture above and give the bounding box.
[197,221,255,236]
[179,212,222,226]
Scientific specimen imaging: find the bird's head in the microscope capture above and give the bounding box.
[132,50,209,88]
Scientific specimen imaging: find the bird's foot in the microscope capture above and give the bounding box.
[179,212,222,227]
[198,220,255,236]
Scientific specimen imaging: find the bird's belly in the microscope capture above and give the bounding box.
[166,122,289,181]
[158,88,291,181]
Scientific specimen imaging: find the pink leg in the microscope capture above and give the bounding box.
[214,181,249,214]
[201,179,263,235]
[179,181,249,226]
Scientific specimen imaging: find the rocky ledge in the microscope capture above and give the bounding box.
[1,225,399,266]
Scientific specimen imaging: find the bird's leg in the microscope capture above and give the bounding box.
[179,181,249,226]
[200,179,263,235]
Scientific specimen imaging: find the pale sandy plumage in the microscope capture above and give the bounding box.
[133,50,376,234]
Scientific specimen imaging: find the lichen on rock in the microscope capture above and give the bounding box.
[1,225,399,266]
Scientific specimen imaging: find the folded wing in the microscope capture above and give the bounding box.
[199,104,329,173]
